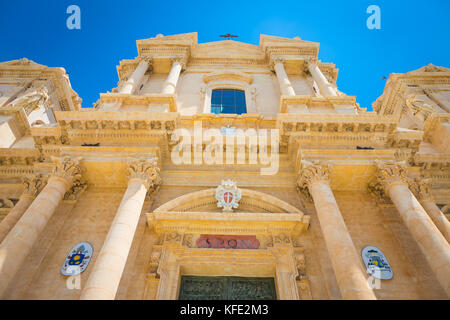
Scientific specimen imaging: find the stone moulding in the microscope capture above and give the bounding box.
[202,72,253,84]
[279,95,358,113]
[99,93,177,112]
[146,211,309,236]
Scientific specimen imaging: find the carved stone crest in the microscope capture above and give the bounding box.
[215,180,241,212]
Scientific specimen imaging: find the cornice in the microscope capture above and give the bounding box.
[99,93,177,112]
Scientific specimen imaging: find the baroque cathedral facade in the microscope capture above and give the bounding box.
[0,33,449,300]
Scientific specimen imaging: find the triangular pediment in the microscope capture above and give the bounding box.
[0,58,47,69]
[193,40,263,59]
[409,63,450,74]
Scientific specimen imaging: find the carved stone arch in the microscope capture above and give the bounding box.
[153,188,304,214]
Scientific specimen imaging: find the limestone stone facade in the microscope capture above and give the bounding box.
[0,33,449,300]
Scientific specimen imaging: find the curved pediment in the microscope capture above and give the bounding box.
[154,188,303,214]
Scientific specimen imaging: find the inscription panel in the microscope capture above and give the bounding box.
[196,235,260,249]
[179,276,277,300]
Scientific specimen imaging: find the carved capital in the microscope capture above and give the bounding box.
[127,158,161,191]
[63,178,88,201]
[372,160,408,195]
[297,160,331,190]
[50,156,83,187]
[409,178,434,202]
[22,173,48,197]
[171,56,186,70]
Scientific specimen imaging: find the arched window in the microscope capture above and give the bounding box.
[211,89,247,114]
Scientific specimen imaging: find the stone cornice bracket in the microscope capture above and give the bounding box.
[372,160,408,195]
[127,157,162,191]
[63,177,88,201]
[408,177,434,202]
[22,173,48,197]
[49,156,83,188]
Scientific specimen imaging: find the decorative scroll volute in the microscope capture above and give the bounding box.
[408,178,434,202]
[127,158,161,191]
[22,173,48,197]
[50,156,83,187]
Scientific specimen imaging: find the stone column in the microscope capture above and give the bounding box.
[305,59,337,97]
[373,161,450,296]
[118,57,152,95]
[0,157,82,297]
[273,58,296,96]
[409,178,450,243]
[0,174,47,244]
[297,161,376,300]
[80,158,161,300]
[161,58,183,94]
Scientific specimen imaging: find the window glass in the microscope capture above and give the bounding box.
[210,89,247,115]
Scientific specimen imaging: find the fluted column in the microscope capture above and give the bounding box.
[0,174,47,244]
[409,178,450,243]
[80,158,161,300]
[161,58,183,94]
[0,157,82,297]
[305,59,337,97]
[298,161,376,300]
[273,58,296,96]
[373,161,450,296]
[118,57,152,94]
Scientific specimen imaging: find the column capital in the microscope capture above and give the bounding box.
[170,56,186,70]
[372,160,408,195]
[22,173,48,197]
[408,177,434,202]
[49,156,83,188]
[297,160,331,191]
[127,158,161,191]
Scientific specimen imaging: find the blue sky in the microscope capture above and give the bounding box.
[1,0,449,111]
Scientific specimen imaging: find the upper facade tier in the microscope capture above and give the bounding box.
[95,32,356,116]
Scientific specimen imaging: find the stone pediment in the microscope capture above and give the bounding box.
[193,40,264,59]
[408,64,450,74]
[0,58,47,70]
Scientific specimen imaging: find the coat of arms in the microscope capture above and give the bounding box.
[361,246,393,280]
[61,242,93,276]
[215,180,241,212]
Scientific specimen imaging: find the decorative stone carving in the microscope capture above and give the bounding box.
[148,248,162,276]
[165,232,182,243]
[408,178,434,202]
[372,160,408,194]
[273,233,290,245]
[294,253,306,281]
[0,198,16,208]
[63,178,88,201]
[22,173,48,197]
[215,180,242,212]
[297,161,331,200]
[182,234,193,248]
[11,85,49,114]
[127,158,161,191]
[50,156,83,186]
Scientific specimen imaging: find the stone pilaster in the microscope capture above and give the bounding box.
[0,174,47,244]
[297,160,376,300]
[372,160,450,296]
[408,178,450,243]
[0,157,82,297]
[80,158,161,300]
